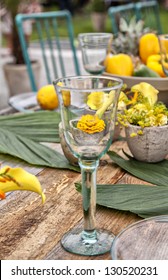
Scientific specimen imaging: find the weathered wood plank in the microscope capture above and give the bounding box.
[0,107,16,116]
[45,208,139,260]
[0,153,44,175]
[0,140,144,260]
[0,168,81,259]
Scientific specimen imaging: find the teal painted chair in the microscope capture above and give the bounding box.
[108,0,162,35]
[108,2,137,34]
[15,10,80,92]
[135,0,162,34]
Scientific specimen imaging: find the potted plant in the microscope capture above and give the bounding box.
[117,82,168,162]
[91,0,108,32]
[1,0,41,96]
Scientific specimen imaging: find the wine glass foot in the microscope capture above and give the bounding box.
[61,228,115,256]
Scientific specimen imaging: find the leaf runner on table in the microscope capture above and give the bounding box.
[1,111,168,218]
[107,151,168,186]
[0,111,61,143]
[76,150,168,218]
[0,128,79,173]
[75,183,168,218]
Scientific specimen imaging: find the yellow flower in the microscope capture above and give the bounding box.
[130,132,137,137]
[137,130,143,135]
[131,82,159,106]
[77,115,105,134]
[118,91,129,110]
[0,166,45,203]
[0,190,5,199]
[87,91,108,110]
[96,90,115,118]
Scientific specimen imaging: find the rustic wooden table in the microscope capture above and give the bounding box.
[0,128,144,260]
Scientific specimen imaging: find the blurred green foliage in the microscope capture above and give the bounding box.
[41,3,168,36]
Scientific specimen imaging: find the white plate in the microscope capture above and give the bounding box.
[111,215,168,260]
[9,92,40,112]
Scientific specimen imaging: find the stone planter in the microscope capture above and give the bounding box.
[59,119,107,165]
[84,107,121,141]
[3,60,41,96]
[69,119,105,145]
[59,122,78,166]
[59,113,120,165]
[125,124,168,162]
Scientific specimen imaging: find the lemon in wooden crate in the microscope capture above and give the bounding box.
[37,85,59,110]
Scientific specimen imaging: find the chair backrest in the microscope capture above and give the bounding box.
[135,0,162,34]
[108,2,136,34]
[108,0,162,35]
[15,10,80,92]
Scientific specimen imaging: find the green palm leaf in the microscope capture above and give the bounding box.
[107,151,168,186]
[75,182,168,218]
[0,128,79,172]
[0,111,61,142]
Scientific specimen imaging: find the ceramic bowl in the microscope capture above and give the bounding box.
[125,124,168,163]
[104,73,168,106]
[59,118,120,165]
[59,122,78,166]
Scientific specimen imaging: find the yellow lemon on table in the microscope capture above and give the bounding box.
[139,33,160,64]
[105,53,134,76]
[37,84,59,110]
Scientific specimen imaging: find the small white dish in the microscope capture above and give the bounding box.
[9,92,40,112]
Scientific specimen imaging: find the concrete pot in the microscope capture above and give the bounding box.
[59,122,78,166]
[3,60,41,96]
[59,118,108,165]
[125,124,168,162]
[85,107,121,141]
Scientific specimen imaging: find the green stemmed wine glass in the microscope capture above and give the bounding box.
[54,75,123,256]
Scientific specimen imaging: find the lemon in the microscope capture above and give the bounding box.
[37,85,59,110]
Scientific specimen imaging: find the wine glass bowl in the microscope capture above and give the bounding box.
[78,33,113,75]
[158,34,168,77]
[54,75,123,256]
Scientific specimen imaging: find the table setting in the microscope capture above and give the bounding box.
[0,30,168,260]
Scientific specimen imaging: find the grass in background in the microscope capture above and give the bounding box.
[159,6,168,34]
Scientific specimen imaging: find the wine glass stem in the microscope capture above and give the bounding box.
[79,158,99,243]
